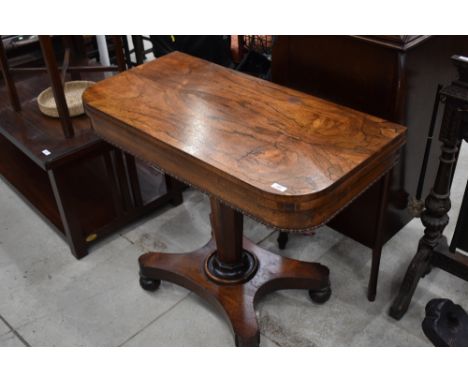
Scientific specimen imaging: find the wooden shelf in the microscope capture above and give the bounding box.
[0,132,170,242]
[0,73,102,170]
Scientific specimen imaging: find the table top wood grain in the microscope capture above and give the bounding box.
[84,51,406,230]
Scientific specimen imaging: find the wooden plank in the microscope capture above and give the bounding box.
[0,39,21,111]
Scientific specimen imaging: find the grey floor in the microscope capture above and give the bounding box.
[1,143,467,347]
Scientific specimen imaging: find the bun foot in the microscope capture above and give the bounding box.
[139,275,161,291]
[309,286,331,304]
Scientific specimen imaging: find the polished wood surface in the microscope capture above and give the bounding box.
[84,51,406,230]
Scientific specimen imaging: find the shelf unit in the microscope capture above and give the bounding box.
[0,36,183,258]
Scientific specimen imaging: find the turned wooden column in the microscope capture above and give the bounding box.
[389,107,461,319]
[419,106,461,251]
[390,55,468,319]
[205,198,258,283]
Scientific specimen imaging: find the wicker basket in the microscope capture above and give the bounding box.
[37,80,95,118]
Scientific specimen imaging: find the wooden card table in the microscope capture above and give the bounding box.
[83,52,406,346]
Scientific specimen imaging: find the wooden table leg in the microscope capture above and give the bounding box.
[278,172,391,302]
[367,172,391,301]
[277,231,289,250]
[48,166,87,259]
[138,197,331,346]
[113,149,133,211]
[0,38,21,111]
[124,153,143,208]
[164,174,184,207]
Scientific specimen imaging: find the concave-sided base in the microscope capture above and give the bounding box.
[139,237,330,347]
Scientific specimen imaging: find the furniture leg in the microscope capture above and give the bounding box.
[0,39,21,111]
[124,153,143,208]
[278,172,391,301]
[368,244,383,302]
[390,106,462,319]
[131,36,145,66]
[367,172,391,301]
[138,197,331,346]
[111,36,126,72]
[389,245,433,319]
[277,231,289,250]
[102,149,125,216]
[48,166,87,258]
[113,149,133,211]
[121,35,133,68]
[63,36,83,81]
[449,179,468,252]
[164,174,184,206]
[39,36,74,139]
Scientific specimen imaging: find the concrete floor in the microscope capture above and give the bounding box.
[0,143,467,347]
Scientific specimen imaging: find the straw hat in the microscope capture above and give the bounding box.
[37,80,95,118]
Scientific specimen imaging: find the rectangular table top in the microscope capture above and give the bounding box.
[84,52,406,230]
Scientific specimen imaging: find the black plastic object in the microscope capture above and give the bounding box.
[149,35,233,68]
[236,50,271,80]
[422,299,468,346]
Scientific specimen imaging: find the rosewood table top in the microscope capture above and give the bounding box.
[84,51,406,230]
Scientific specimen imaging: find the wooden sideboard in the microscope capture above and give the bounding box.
[272,35,468,248]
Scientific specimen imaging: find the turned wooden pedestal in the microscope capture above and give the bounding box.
[389,56,468,320]
[139,198,330,346]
